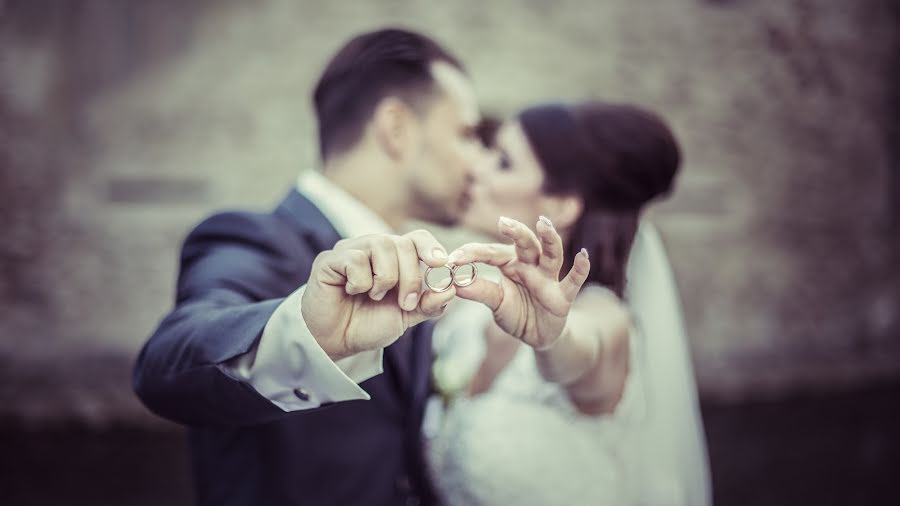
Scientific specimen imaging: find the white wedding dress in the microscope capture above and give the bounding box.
[425,223,711,506]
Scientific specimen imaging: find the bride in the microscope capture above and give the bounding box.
[425,102,711,505]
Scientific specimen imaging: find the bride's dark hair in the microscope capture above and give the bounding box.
[518,102,681,297]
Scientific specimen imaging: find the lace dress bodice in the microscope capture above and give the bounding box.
[428,344,646,505]
[426,290,686,505]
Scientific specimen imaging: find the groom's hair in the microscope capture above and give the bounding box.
[313,28,465,161]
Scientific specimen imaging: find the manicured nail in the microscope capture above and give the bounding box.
[403,292,419,311]
[432,248,447,262]
[498,216,514,228]
[539,215,553,228]
[448,250,463,264]
[580,247,589,259]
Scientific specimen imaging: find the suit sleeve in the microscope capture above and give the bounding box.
[133,211,346,427]
[222,283,384,411]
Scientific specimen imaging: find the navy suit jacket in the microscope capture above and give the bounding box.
[133,190,437,506]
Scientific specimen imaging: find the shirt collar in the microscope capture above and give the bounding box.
[296,170,394,238]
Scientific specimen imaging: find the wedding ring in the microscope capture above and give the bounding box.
[424,265,454,293]
[424,263,478,292]
[450,263,477,288]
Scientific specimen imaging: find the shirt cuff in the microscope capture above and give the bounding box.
[334,348,384,384]
[224,285,384,411]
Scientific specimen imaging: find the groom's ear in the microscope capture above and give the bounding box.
[545,194,584,231]
[372,97,416,161]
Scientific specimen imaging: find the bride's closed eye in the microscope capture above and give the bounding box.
[498,150,512,171]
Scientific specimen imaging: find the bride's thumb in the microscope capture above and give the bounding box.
[453,278,503,313]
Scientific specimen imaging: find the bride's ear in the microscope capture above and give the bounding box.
[544,194,584,231]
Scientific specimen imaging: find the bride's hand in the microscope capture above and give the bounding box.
[448,216,590,350]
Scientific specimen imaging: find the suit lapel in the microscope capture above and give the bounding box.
[274,190,343,253]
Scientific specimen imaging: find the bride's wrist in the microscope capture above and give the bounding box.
[533,326,571,353]
[534,326,594,385]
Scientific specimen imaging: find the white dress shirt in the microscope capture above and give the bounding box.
[224,170,394,411]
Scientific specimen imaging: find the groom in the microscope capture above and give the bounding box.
[133,28,482,506]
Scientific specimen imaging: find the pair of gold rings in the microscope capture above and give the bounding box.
[424,263,478,292]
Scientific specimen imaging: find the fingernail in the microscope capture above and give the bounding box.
[403,292,419,311]
[580,247,589,259]
[498,216,514,228]
[432,248,447,262]
[448,250,463,264]
[539,215,553,228]
[371,290,387,301]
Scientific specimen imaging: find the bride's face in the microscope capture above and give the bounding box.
[464,121,548,239]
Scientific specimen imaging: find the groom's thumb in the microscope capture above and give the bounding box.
[406,287,456,327]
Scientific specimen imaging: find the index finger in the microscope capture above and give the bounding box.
[447,242,516,267]
[403,229,450,268]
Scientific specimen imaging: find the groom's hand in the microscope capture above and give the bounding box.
[302,230,456,359]
[448,216,590,350]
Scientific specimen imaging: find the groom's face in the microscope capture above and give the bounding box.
[406,62,483,226]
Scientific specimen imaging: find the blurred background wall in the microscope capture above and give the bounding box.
[1,0,898,504]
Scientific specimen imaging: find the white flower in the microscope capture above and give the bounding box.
[432,357,472,400]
